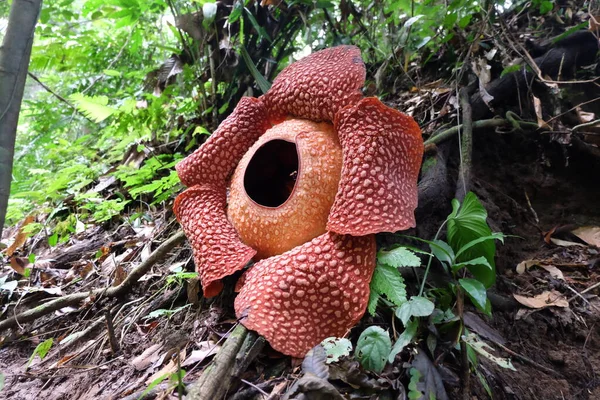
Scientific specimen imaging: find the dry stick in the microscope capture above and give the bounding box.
[186,323,249,400]
[104,309,119,355]
[455,87,473,202]
[0,231,186,332]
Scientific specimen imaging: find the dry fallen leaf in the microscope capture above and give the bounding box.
[5,215,35,257]
[571,226,600,247]
[131,343,164,371]
[550,238,585,248]
[533,96,549,128]
[145,349,186,384]
[181,341,220,367]
[513,290,569,309]
[516,259,564,280]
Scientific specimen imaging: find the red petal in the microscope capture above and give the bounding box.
[175,97,271,187]
[327,97,423,235]
[234,232,376,358]
[262,46,365,123]
[174,185,256,298]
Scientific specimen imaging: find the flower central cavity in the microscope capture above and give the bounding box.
[228,119,343,259]
[243,139,299,208]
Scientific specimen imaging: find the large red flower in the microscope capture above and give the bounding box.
[174,46,423,357]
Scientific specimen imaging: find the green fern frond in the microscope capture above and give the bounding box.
[69,93,118,123]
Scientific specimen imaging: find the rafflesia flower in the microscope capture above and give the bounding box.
[174,46,423,357]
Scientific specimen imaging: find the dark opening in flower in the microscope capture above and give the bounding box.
[243,139,299,208]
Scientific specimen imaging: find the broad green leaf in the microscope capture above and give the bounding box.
[356,326,391,373]
[395,296,435,326]
[48,232,58,247]
[455,233,505,259]
[403,235,454,262]
[459,278,488,313]
[388,318,418,362]
[69,93,118,123]
[377,247,421,268]
[27,338,53,367]
[452,256,492,273]
[370,264,407,307]
[430,239,454,268]
[321,337,352,363]
[447,192,497,287]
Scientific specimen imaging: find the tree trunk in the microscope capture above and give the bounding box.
[0,0,42,239]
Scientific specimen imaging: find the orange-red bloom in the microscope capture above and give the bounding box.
[174,46,423,357]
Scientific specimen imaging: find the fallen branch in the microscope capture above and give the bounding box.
[0,230,186,332]
[186,323,249,400]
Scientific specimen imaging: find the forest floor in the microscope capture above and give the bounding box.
[1,9,600,400]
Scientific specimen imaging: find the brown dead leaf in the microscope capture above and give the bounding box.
[187,277,200,305]
[9,256,28,275]
[516,259,564,280]
[513,290,569,309]
[113,264,127,286]
[145,349,186,384]
[571,226,600,247]
[550,238,585,248]
[131,343,164,371]
[181,341,220,367]
[5,214,35,256]
[533,96,549,128]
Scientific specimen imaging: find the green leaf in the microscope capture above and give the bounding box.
[395,296,435,326]
[388,318,418,362]
[321,337,353,363]
[239,45,271,94]
[355,326,391,373]
[429,239,454,268]
[447,192,497,287]
[455,233,504,259]
[48,232,58,247]
[69,93,118,123]
[244,7,272,42]
[27,338,53,367]
[452,256,492,273]
[408,367,423,399]
[370,264,407,307]
[500,64,521,77]
[367,290,380,316]
[459,278,488,313]
[377,247,421,268]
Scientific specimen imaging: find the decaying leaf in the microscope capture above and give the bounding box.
[131,343,164,371]
[571,226,600,247]
[181,341,220,367]
[4,214,35,257]
[513,290,569,309]
[532,96,549,128]
[472,57,494,106]
[516,259,564,280]
[463,333,516,371]
[321,337,353,364]
[408,349,449,400]
[145,348,186,384]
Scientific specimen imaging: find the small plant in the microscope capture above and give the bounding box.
[350,192,511,396]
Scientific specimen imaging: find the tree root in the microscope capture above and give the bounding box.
[0,230,186,333]
[186,323,249,400]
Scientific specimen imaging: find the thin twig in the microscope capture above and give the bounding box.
[27,72,77,111]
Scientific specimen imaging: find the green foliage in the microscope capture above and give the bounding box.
[447,192,501,288]
[355,326,392,373]
[395,296,435,326]
[27,338,53,367]
[368,247,420,315]
[407,367,424,400]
